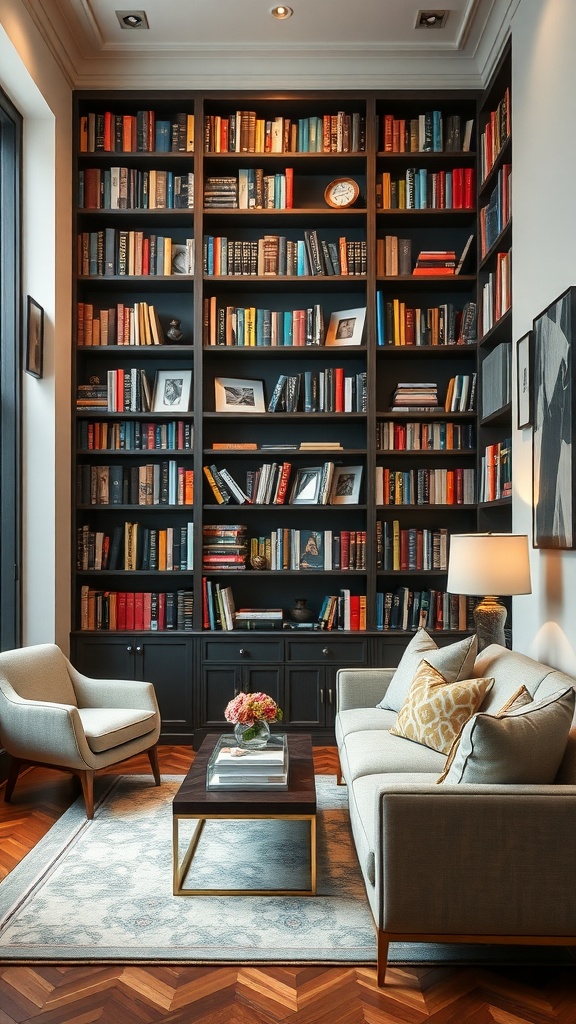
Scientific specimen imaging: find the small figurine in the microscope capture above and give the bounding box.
[167,318,183,343]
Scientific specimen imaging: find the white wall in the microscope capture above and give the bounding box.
[511,0,576,672]
[0,1,72,651]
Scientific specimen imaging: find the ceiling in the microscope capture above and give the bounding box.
[23,0,518,89]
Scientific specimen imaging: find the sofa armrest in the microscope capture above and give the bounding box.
[336,667,395,711]
[374,783,576,937]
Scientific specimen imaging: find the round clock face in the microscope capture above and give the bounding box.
[324,178,359,208]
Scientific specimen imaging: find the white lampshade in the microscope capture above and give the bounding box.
[447,533,532,597]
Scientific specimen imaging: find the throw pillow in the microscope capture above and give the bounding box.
[389,660,494,755]
[440,685,576,785]
[437,683,533,783]
[378,629,478,713]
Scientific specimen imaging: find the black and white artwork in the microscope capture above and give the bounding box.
[533,286,576,549]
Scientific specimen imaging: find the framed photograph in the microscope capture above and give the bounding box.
[325,307,366,347]
[533,286,576,549]
[25,296,44,378]
[516,331,533,429]
[329,465,363,504]
[290,466,323,504]
[152,369,192,412]
[299,529,325,569]
[215,376,265,414]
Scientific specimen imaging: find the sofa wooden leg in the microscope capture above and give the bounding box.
[4,757,23,803]
[147,744,161,786]
[376,933,389,987]
[336,754,346,786]
[78,769,95,819]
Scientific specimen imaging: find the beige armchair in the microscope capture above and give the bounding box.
[0,643,161,818]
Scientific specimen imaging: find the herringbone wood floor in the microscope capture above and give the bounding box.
[0,745,575,1023]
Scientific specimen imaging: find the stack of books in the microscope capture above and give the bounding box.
[234,608,284,630]
[206,734,288,790]
[202,524,248,571]
[391,382,441,411]
[413,249,456,276]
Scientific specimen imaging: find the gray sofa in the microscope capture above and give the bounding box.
[335,636,576,984]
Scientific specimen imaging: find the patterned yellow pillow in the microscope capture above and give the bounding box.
[390,660,494,754]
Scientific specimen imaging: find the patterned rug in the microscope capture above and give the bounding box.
[1,775,573,967]
[0,774,377,963]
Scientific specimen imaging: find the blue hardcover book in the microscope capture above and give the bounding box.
[296,239,308,276]
[155,121,171,152]
[432,110,443,152]
[283,310,293,346]
[376,290,385,346]
[418,168,427,209]
[236,307,245,345]
[376,591,384,630]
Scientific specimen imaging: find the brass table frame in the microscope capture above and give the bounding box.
[173,810,317,896]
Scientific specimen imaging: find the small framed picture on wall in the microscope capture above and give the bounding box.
[25,296,44,379]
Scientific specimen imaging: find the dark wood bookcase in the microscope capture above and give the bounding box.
[70,69,512,745]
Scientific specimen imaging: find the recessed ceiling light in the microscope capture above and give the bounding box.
[271,6,293,19]
[116,10,149,29]
[416,11,448,29]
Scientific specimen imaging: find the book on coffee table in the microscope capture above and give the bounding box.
[206,733,288,790]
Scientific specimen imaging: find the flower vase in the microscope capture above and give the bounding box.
[233,719,271,749]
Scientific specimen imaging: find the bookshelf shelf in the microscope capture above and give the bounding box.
[70,80,510,745]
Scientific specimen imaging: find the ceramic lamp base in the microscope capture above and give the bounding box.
[473,596,507,652]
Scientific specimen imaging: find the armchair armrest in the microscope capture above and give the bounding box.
[67,660,160,715]
[374,782,576,937]
[0,684,95,767]
[336,667,395,712]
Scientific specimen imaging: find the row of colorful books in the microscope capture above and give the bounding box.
[203,233,366,277]
[77,231,194,277]
[376,589,474,632]
[379,111,474,154]
[77,420,193,453]
[78,168,194,210]
[376,419,475,452]
[77,462,193,507]
[376,521,448,571]
[376,467,475,506]
[77,521,194,572]
[203,111,365,154]
[79,587,193,631]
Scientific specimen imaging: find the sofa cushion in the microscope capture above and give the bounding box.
[78,707,157,753]
[335,707,396,747]
[340,726,445,785]
[378,629,477,713]
[390,660,494,755]
[473,644,575,714]
[440,686,576,785]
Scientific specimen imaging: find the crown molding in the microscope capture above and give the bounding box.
[17,0,515,91]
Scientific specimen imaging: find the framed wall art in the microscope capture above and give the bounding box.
[516,331,533,429]
[25,296,44,378]
[532,286,576,549]
[215,376,265,413]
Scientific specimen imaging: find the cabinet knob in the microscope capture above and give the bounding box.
[239,648,247,656]
[135,645,142,653]
[328,688,334,704]
[320,688,325,703]
[322,648,330,656]
[126,646,133,654]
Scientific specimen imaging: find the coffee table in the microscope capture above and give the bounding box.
[172,732,317,896]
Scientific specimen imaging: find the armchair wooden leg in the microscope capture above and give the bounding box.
[147,744,161,786]
[4,757,23,803]
[376,932,389,987]
[78,769,95,819]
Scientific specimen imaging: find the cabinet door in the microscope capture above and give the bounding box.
[241,665,283,707]
[202,665,242,727]
[72,636,139,681]
[285,666,326,727]
[136,639,194,737]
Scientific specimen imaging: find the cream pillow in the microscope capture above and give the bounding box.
[390,660,494,755]
[377,629,478,713]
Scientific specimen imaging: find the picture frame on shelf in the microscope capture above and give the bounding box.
[25,296,44,379]
[329,465,363,504]
[152,369,192,412]
[325,307,366,347]
[516,331,533,429]
[290,467,323,504]
[532,286,576,549]
[215,377,265,414]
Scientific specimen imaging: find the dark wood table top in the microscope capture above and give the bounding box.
[172,732,316,816]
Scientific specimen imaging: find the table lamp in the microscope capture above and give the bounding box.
[446,533,532,651]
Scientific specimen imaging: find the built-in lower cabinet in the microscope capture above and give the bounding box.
[72,630,470,747]
[71,635,195,743]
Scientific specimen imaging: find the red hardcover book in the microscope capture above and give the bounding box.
[452,167,464,208]
[340,530,350,569]
[285,166,293,209]
[202,576,210,629]
[125,593,135,631]
[134,591,144,631]
[463,167,475,209]
[349,594,361,631]
[383,113,393,152]
[400,529,409,570]
[143,592,151,631]
[334,367,345,412]
[455,467,464,504]
[158,592,166,630]
[117,592,127,631]
[274,462,292,505]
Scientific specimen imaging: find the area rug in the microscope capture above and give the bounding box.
[0,775,573,967]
